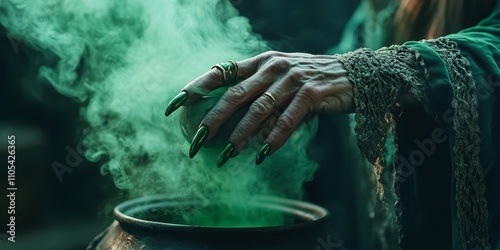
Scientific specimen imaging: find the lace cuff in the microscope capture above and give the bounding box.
[337,38,490,249]
[336,45,427,166]
[336,45,428,248]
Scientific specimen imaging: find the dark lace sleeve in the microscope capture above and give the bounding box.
[336,37,490,249]
[337,45,427,166]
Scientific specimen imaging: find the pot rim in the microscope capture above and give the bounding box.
[114,194,329,234]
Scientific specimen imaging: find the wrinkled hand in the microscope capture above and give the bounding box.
[165,51,353,167]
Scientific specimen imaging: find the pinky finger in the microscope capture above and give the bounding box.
[255,95,311,165]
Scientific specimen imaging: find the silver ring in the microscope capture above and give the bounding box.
[262,92,277,108]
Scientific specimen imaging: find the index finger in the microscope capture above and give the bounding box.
[164,51,281,116]
[181,55,262,105]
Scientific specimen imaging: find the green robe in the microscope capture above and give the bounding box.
[404,3,500,249]
[336,1,500,249]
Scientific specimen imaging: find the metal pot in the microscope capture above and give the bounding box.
[88,194,331,250]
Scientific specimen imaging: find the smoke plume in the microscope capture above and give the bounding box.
[1,0,319,226]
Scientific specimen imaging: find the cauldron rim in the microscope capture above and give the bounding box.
[114,194,329,234]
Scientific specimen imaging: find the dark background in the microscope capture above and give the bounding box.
[0,0,359,249]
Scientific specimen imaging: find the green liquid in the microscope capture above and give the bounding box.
[136,204,296,228]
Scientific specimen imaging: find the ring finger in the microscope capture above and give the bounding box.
[216,85,297,167]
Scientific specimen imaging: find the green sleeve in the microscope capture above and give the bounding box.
[403,2,500,249]
[404,1,500,115]
[337,2,500,248]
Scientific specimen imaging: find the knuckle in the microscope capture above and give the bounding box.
[262,50,277,59]
[225,85,247,104]
[248,101,271,119]
[266,57,290,71]
[299,82,319,100]
[261,50,284,60]
[285,67,304,82]
[258,51,291,72]
[275,115,296,133]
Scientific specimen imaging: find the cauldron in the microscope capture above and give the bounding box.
[87,194,331,250]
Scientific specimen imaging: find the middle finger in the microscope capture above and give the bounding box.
[200,65,285,140]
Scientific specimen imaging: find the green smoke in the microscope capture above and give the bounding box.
[1,0,319,227]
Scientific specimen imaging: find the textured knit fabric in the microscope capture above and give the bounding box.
[336,1,500,248]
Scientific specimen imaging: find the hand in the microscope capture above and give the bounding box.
[165,51,354,167]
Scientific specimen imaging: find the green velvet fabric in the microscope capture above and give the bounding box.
[401,2,500,249]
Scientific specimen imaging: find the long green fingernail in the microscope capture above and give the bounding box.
[165,91,188,116]
[189,126,208,158]
[217,143,234,168]
[256,143,271,165]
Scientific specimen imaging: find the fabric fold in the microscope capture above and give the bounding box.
[337,37,489,249]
